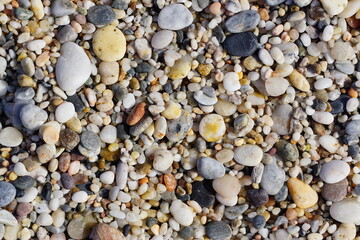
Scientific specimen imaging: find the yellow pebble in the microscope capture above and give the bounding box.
[288,178,318,209]
[199,114,226,142]
[9,172,18,181]
[289,70,310,91]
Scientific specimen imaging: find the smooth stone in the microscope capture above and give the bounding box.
[99,125,117,144]
[333,223,356,240]
[260,161,285,195]
[247,189,269,207]
[212,174,241,198]
[331,42,353,61]
[20,104,48,130]
[194,89,218,106]
[153,149,174,172]
[89,223,126,240]
[288,178,318,209]
[335,61,354,74]
[87,5,115,25]
[36,213,53,226]
[205,221,231,240]
[265,0,286,6]
[67,214,97,239]
[56,42,91,92]
[168,54,192,79]
[72,191,89,203]
[0,80,8,97]
[224,10,260,33]
[36,143,56,163]
[99,171,114,185]
[11,176,35,190]
[179,226,194,240]
[0,210,17,226]
[322,178,348,202]
[314,78,332,90]
[17,187,38,202]
[289,70,310,92]
[134,38,152,60]
[170,200,193,226]
[93,25,126,62]
[190,181,215,208]
[319,135,340,153]
[158,4,193,30]
[166,110,193,142]
[271,104,292,135]
[259,48,274,66]
[80,131,101,151]
[151,30,173,49]
[216,193,238,207]
[320,0,348,16]
[129,116,153,136]
[116,162,128,190]
[345,120,360,136]
[199,114,226,142]
[265,77,289,97]
[16,202,33,217]
[223,72,240,91]
[14,7,33,20]
[55,102,75,123]
[99,61,119,85]
[112,0,128,9]
[330,198,360,224]
[234,144,263,166]
[51,0,75,17]
[57,25,78,43]
[319,160,350,184]
[59,129,79,151]
[339,0,360,18]
[274,42,299,64]
[0,127,23,147]
[223,32,259,57]
[312,111,334,125]
[224,204,249,220]
[61,173,75,189]
[0,182,16,207]
[214,99,237,117]
[197,157,225,180]
[293,0,311,7]
[274,185,288,202]
[234,113,254,137]
[275,140,299,162]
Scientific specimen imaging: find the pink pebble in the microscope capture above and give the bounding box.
[68,160,80,175]
[75,14,86,25]
[50,233,66,240]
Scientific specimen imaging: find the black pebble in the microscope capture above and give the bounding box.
[247,189,269,207]
[67,94,85,112]
[223,32,259,57]
[190,181,215,208]
[11,176,35,190]
[122,224,131,236]
[41,182,52,201]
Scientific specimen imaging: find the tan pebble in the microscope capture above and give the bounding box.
[212,174,241,198]
[197,64,212,76]
[68,160,80,175]
[333,223,356,240]
[93,25,127,62]
[215,149,234,163]
[35,51,49,67]
[287,178,318,209]
[18,75,36,88]
[164,173,177,191]
[50,233,67,240]
[199,114,226,142]
[126,102,146,126]
[168,55,192,80]
[161,100,181,120]
[85,88,97,107]
[65,117,82,133]
[99,62,119,85]
[30,0,44,19]
[96,96,114,112]
[48,159,58,172]
[209,2,221,15]
[289,70,310,91]
[59,153,71,172]
[42,126,59,145]
[89,223,125,240]
[36,144,56,163]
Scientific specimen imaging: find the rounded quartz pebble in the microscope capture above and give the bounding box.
[99,125,117,144]
[151,30,173,49]
[158,4,193,30]
[319,160,350,184]
[0,127,23,147]
[265,77,289,96]
[100,171,115,185]
[72,191,89,203]
[330,198,360,224]
[199,114,226,142]
[224,10,260,33]
[311,111,334,125]
[205,221,231,240]
[197,157,225,179]
[20,104,48,130]
[153,149,174,172]
[0,181,16,207]
[87,5,115,25]
[170,200,194,226]
[55,102,75,123]
[234,144,263,166]
[92,25,127,62]
[223,72,240,91]
[212,174,241,198]
[80,131,101,151]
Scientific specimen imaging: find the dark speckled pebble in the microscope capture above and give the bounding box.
[146,217,158,227]
[179,226,194,240]
[135,62,154,73]
[322,178,347,202]
[61,173,75,189]
[112,0,128,9]
[11,176,35,190]
[0,181,16,207]
[67,94,84,112]
[348,144,359,158]
[87,5,115,25]
[253,215,266,229]
[274,185,288,202]
[247,189,269,207]
[190,181,215,208]
[223,32,259,57]
[205,221,231,240]
[112,84,128,102]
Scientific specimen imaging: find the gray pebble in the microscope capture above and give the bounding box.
[179,226,194,240]
[223,32,259,57]
[275,140,299,162]
[112,84,128,101]
[234,113,254,137]
[260,160,285,195]
[322,178,348,202]
[335,61,355,75]
[0,182,16,207]
[11,176,35,190]
[274,185,288,202]
[224,204,249,220]
[18,0,30,8]
[20,104,48,130]
[61,173,75,190]
[80,131,101,151]
[51,0,75,17]
[14,7,33,20]
[197,157,225,179]
[293,0,311,7]
[271,104,292,135]
[205,221,232,240]
[57,25,78,43]
[225,10,260,33]
[21,57,35,77]
[265,0,285,6]
[87,5,115,25]
[129,116,153,136]
[14,87,35,101]
[345,120,360,137]
[166,110,193,142]
[112,0,128,10]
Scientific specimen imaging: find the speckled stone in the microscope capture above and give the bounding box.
[205,221,232,240]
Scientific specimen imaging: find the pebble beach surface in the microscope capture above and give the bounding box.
[1,0,360,239]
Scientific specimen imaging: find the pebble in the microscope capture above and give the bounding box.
[0,210,17,226]
[265,0,286,6]
[223,32,259,57]
[99,125,117,144]
[67,215,97,239]
[314,78,332,90]
[168,54,192,79]
[17,187,38,203]
[55,102,75,123]
[153,149,174,172]
[293,0,311,7]
[224,204,249,220]
[100,171,115,185]
[287,178,318,209]
[199,114,226,142]
[247,189,269,207]
[333,223,356,240]
[234,144,263,166]
[16,203,33,217]
[265,77,289,97]
[93,25,127,62]
[0,182,16,207]
[312,111,334,125]
[322,178,348,202]
[319,160,350,184]
[59,129,80,151]
[319,0,348,16]
[72,191,89,203]
[190,181,215,208]
[36,144,56,163]
[11,176,35,190]
[224,10,260,33]
[223,72,240,91]
[259,49,274,66]
[14,7,34,20]
[234,113,254,137]
[20,104,48,130]
[213,174,241,198]
[205,221,231,240]
[158,4,193,30]
[260,160,285,195]
[81,131,101,151]
[89,223,125,240]
[170,200,193,226]
[87,5,115,25]
[345,120,360,136]
[197,157,225,179]
[99,62,119,85]
[151,30,173,49]
[289,70,310,92]
[214,99,237,117]
[56,42,92,92]
[0,127,23,147]
[51,0,75,17]
[271,104,292,135]
[330,198,360,224]
[179,226,194,240]
[61,173,75,189]
[116,162,128,190]
[36,213,53,226]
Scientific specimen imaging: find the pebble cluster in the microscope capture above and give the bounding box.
[0,0,360,239]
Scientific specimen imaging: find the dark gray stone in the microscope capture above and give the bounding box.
[0,181,16,207]
[247,189,269,207]
[223,32,259,57]
[61,173,75,189]
[14,7,33,20]
[190,181,215,208]
[87,5,115,25]
[57,25,78,43]
[179,226,194,240]
[224,204,248,220]
[253,215,266,229]
[112,84,128,101]
[112,0,128,10]
[205,221,232,240]
[275,140,299,162]
[67,94,84,112]
[11,176,35,190]
[225,10,260,33]
[274,185,288,202]
[129,116,153,136]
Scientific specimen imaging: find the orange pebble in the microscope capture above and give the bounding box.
[348,88,358,98]
[126,102,146,126]
[164,173,177,191]
[209,2,221,15]
[139,177,148,185]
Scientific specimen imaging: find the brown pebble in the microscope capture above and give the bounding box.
[16,202,33,217]
[209,2,221,15]
[59,129,80,151]
[59,153,71,172]
[126,102,146,126]
[286,208,297,221]
[164,173,177,191]
[89,223,125,240]
[346,15,360,29]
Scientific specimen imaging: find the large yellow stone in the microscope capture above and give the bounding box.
[289,70,310,92]
[161,100,181,119]
[288,178,318,209]
[199,114,226,142]
[168,55,192,80]
[92,26,126,62]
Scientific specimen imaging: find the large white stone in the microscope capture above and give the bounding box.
[158,4,193,30]
[170,200,194,226]
[320,0,348,16]
[234,144,263,166]
[330,198,360,224]
[320,160,350,184]
[0,127,23,147]
[319,135,340,154]
[338,0,360,18]
[56,42,92,92]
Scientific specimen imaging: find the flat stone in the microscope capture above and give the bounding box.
[319,160,350,184]
[0,210,17,226]
[56,42,92,92]
[170,200,193,226]
[61,173,75,189]
[260,160,285,195]
[224,204,248,220]
[197,157,225,179]
[205,221,231,240]
[199,114,226,142]
[0,127,23,147]
[158,4,193,30]
[0,182,16,207]
[288,178,318,209]
[234,144,263,166]
[322,178,348,202]
[330,198,360,224]
[223,32,259,57]
[190,181,215,208]
[11,176,35,190]
[51,0,75,17]
[87,5,115,25]
[225,10,260,33]
[271,104,292,135]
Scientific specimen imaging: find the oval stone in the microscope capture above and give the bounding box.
[223,32,259,57]
[158,4,193,30]
[197,157,225,180]
[330,198,360,224]
[234,144,263,166]
[224,10,260,33]
[319,160,350,184]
